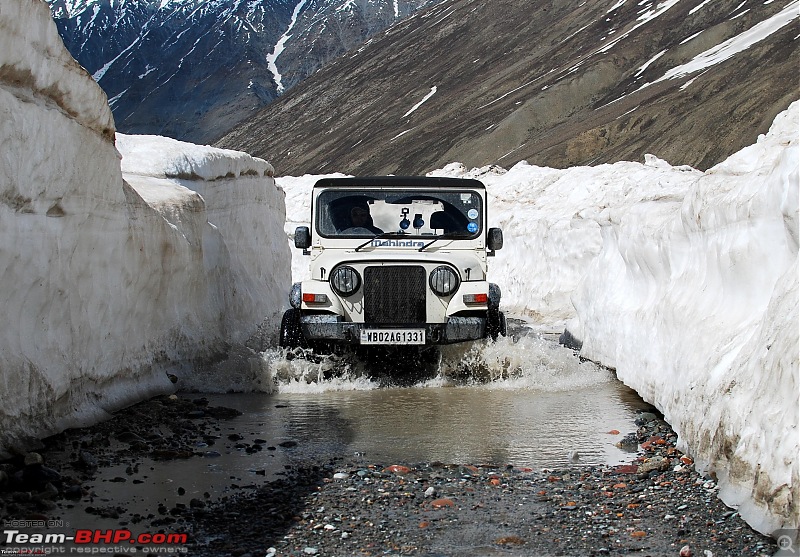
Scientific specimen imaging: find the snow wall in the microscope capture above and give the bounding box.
[429,102,799,536]
[0,0,290,455]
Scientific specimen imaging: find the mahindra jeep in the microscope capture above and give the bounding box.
[279,176,506,351]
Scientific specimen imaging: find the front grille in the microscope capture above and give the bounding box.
[364,266,426,324]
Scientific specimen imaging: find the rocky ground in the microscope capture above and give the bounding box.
[0,394,780,557]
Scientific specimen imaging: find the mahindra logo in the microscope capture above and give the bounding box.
[371,239,425,248]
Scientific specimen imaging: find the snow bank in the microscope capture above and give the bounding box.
[0,0,114,139]
[429,102,799,535]
[430,159,702,331]
[0,0,290,454]
[117,134,290,350]
[571,104,799,536]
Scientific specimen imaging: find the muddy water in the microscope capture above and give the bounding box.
[215,382,649,468]
[56,328,653,530]
[194,328,654,470]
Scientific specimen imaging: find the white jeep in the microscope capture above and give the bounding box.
[279,176,506,352]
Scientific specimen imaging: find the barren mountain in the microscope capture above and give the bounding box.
[216,0,799,175]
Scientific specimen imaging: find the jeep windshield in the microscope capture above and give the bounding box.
[316,189,483,239]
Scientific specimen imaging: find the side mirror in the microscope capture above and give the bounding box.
[295,226,311,254]
[487,227,503,255]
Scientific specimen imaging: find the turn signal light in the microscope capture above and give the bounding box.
[463,293,488,305]
[302,293,328,304]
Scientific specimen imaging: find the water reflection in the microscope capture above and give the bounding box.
[211,380,651,469]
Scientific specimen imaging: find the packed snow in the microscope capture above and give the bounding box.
[436,104,799,537]
[278,101,799,536]
[0,0,289,455]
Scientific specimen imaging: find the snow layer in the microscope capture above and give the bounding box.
[0,0,290,454]
[432,157,703,330]
[571,104,799,536]
[0,0,114,138]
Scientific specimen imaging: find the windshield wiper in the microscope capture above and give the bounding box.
[354,231,405,252]
[418,232,470,252]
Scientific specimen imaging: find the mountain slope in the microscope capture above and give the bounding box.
[47,0,441,144]
[216,0,799,174]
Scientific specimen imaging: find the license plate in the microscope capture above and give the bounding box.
[360,329,426,345]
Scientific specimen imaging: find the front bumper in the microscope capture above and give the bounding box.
[300,315,486,345]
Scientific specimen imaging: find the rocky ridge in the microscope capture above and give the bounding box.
[217,0,798,175]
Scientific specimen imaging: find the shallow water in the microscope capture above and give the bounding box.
[211,382,649,468]
[51,327,653,532]
[175,325,653,468]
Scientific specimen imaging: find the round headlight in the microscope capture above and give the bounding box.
[330,266,361,297]
[429,265,459,297]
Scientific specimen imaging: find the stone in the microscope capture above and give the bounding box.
[24,453,44,466]
[637,456,668,474]
[78,451,98,470]
[384,465,411,475]
[616,434,639,450]
[612,464,639,475]
[635,412,658,425]
[495,536,525,545]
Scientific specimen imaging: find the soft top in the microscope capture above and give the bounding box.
[313,176,486,189]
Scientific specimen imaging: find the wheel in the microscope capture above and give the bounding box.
[279,308,307,349]
[486,309,507,341]
[486,283,506,341]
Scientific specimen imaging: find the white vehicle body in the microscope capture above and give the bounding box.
[281,177,505,348]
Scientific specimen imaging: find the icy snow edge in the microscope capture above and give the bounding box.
[117,134,274,181]
[570,103,799,536]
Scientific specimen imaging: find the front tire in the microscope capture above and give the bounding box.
[487,309,507,341]
[279,308,307,349]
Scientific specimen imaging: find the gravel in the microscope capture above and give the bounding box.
[0,394,779,556]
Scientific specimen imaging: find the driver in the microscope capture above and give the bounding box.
[347,204,383,234]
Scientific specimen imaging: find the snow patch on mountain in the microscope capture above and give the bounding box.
[403,86,437,118]
[635,2,799,94]
[267,0,309,95]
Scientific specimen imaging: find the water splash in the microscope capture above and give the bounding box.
[263,347,380,393]
[175,328,612,394]
[261,330,612,393]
